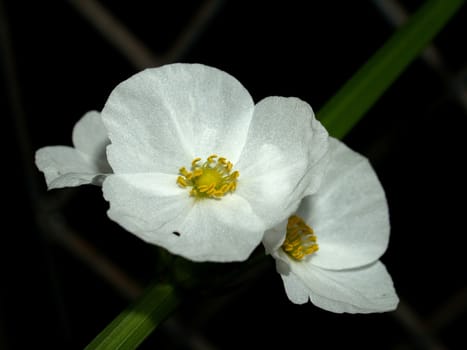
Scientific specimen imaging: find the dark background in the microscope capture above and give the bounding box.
[1,0,466,349]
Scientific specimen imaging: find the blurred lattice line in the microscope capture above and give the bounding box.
[0,0,40,203]
[392,302,448,350]
[391,289,467,350]
[37,205,144,300]
[427,287,467,333]
[68,0,224,69]
[67,0,161,68]
[2,0,142,301]
[373,0,467,112]
[163,0,224,63]
[374,1,467,348]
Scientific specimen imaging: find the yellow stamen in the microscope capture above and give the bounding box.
[207,154,218,163]
[198,185,209,192]
[282,215,319,261]
[191,157,201,167]
[176,155,239,199]
[176,176,188,187]
[192,168,203,177]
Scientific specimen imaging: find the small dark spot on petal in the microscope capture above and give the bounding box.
[172,231,181,237]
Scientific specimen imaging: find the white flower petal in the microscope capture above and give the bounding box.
[72,110,111,172]
[236,97,328,227]
[262,219,288,254]
[280,270,309,304]
[103,173,265,262]
[101,63,255,174]
[236,144,300,227]
[35,146,105,189]
[35,112,111,189]
[171,196,265,261]
[298,138,390,269]
[289,259,398,313]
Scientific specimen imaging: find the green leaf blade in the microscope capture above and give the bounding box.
[317,0,465,139]
[84,284,180,350]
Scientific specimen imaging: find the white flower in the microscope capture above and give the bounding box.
[35,111,111,189]
[101,63,329,262]
[264,138,399,313]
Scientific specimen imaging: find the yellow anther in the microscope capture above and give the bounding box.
[291,240,301,247]
[191,157,201,167]
[193,168,203,177]
[304,246,319,255]
[177,155,239,199]
[176,176,188,187]
[218,184,229,194]
[207,154,218,163]
[288,216,300,226]
[204,183,215,194]
[282,215,319,261]
[228,182,236,191]
[198,185,209,192]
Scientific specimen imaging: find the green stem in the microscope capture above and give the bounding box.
[84,283,180,350]
[317,0,465,139]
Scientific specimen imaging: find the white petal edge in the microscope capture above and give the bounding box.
[72,110,111,172]
[101,63,255,174]
[236,97,328,228]
[262,219,288,254]
[103,173,265,262]
[236,144,301,228]
[280,270,309,304]
[297,138,390,269]
[35,146,106,189]
[292,113,330,198]
[285,257,398,313]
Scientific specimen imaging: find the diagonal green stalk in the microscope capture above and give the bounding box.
[317,0,465,139]
[84,283,179,350]
[84,0,464,348]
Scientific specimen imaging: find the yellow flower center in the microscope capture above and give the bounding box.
[176,154,239,199]
[282,215,319,261]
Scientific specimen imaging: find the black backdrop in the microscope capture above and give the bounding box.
[1,1,466,349]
